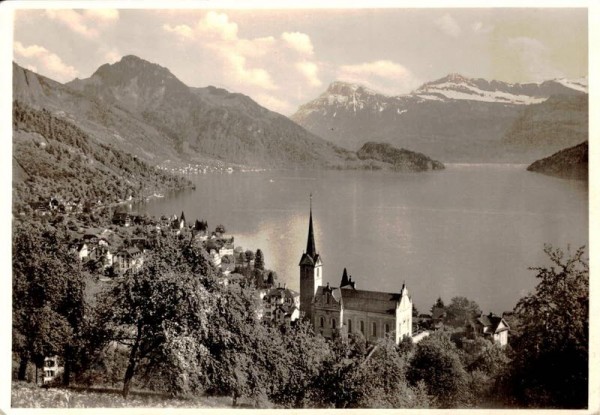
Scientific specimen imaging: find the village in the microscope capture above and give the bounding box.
[30,205,513,387]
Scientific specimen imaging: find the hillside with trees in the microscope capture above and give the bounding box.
[527,141,588,180]
[12,100,192,215]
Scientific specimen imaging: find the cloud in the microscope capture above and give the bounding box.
[163,23,195,41]
[281,31,314,55]
[221,51,277,91]
[196,11,238,41]
[161,11,323,113]
[45,9,119,39]
[14,41,78,81]
[84,9,120,22]
[102,47,121,64]
[435,14,461,37]
[296,61,321,87]
[507,37,564,80]
[337,60,420,94]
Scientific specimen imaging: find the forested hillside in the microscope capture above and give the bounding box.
[13,100,191,214]
[527,141,588,180]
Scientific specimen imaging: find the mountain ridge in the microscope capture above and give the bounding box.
[15,57,355,168]
[292,74,587,162]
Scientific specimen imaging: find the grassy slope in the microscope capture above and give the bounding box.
[11,381,260,408]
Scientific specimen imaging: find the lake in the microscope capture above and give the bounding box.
[135,164,588,314]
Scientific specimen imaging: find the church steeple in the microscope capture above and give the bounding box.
[306,193,317,258]
[299,193,322,324]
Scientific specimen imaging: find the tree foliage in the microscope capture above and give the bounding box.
[407,332,470,408]
[12,219,86,384]
[445,296,481,327]
[507,245,588,408]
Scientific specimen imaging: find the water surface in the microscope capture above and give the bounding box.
[136,164,588,313]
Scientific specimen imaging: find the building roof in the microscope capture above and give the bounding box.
[264,286,300,301]
[315,285,343,303]
[477,313,509,333]
[299,198,323,267]
[299,252,321,266]
[339,287,401,315]
[117,247,141,257]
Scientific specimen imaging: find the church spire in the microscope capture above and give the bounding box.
[306,193,317,258]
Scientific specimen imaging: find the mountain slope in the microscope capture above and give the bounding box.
[292,75,587,162]
[13,62,181,163]
[64,55,354,168]
[527,141,588,180]
[502,94,588,160]
[12,100,191,213]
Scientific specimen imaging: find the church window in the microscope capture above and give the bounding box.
[320,317,324,328]
[348,319,352,333]
[372,322,377,337]
[332,318,336,328]
[360,320,365,334]
[385,323,390,333]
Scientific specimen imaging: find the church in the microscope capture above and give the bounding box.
[299,201,413,344]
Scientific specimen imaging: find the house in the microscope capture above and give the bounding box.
[299,203,413,344]
[472,312,510,346]
[112,212,130,227]
[114,247,144,274]
[76,243,89,261]
[43,355,63,384]
[209,249,221,267]
[263,285,301,323]
[218,241,235,258]
[171,211,186,230]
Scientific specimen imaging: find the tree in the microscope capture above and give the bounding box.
[12,220,86,384]
[97,266,211,398]
[430,297,445,314]
[201,284,270,406]
[265,320,331,408]
[266,271,276,287]
[445,296,481,327]
[215,224,226,234]
[507,245,588,408]
[313,336,428,408]
[95,233,214,398]
[245,250,255,265]
[254,249,265,271]
[408,332,471,407]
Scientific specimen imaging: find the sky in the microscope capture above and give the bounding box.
[12,7,588,115]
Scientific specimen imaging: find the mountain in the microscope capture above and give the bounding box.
[291,75,587,162]
[14,57,356,168]
[502,94,588,161]
[63,55,354,168]
[356,142,444,172]
[527,141,588,180]
[13,61,182,164]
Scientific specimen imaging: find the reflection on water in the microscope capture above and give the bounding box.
[136,165,588,313]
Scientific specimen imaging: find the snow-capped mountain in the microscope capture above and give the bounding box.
[291,74,587,162]
[413,73,586,105]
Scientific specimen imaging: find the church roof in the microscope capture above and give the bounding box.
[315,285,343,302]
[299,252,321,266]
[306,203,317,258]
[339,288,402,315]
